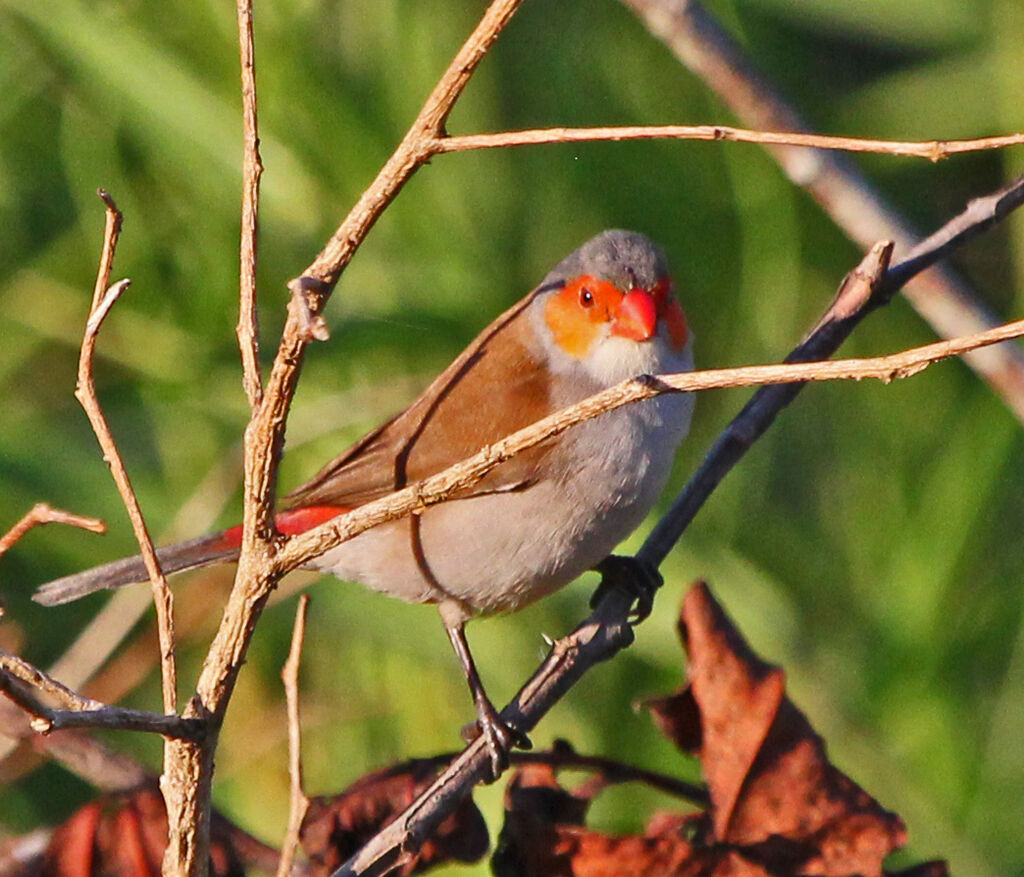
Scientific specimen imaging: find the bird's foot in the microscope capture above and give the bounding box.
[589,554,663,622]
[460,700,532,781]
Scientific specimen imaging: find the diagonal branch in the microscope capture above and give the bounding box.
[160,3,530,873]
[274,183,1024,576]
[332,174,1024,877]
[620,0,1024,426]
[0,650,201,740]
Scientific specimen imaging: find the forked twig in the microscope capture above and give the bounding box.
[76,224,178,718]
[161,2,529,872]
[0,504,105,563]
[0,650,200,740]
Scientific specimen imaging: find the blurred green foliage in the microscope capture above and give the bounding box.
[0,0,1022,874]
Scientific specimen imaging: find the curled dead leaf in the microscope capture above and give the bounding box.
[301,758,488,876]
[37,783,247,877]
[642,581,922,877]
[493,762,705,877]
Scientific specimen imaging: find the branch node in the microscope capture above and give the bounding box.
[29,717,53,734]
[287,276,331,342]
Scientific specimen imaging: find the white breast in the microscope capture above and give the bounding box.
[311,334,695,617]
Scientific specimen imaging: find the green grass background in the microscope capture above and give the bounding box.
[1,0,1023,873]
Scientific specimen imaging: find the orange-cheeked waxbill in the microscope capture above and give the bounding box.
[35,229,695,773]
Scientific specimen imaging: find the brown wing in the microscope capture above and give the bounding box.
[286,292,556,510]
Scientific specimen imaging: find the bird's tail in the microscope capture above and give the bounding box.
[33,505,348,607]
[33,531,241,606]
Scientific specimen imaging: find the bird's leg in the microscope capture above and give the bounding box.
[589,554,663,622]
[444,620,531,780]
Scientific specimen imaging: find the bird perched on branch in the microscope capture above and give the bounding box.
[35,229,695,775]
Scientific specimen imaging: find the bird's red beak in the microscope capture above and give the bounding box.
[611,289,658,342]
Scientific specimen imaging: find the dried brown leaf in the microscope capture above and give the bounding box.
[495,766,778,877]
[494,764,698,877]
[644,582,912,877]
[300,759,488,876]
[37,783,246,877]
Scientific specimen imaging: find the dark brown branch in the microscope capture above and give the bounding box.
[508,748,708,805]
[0,669,201,741]
[333,174,1024,877]
[642,176,1024,564]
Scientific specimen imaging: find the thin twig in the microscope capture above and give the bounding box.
[434,125,1024,161]
[641,174,1024,564]
[0,654,201,740]
[277,595,310,877]
[0,504,105,562]
[77,274,178,719]
[236,0,263,410]
[0,648,106,712]
[620,0,1024,426]
[333,174,1024,876]
[92,190,122,312]
[161,2,529,873]
[507,748,708,804]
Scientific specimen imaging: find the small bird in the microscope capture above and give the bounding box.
[35,230,695,773]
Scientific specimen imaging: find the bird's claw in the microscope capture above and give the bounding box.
[460,702,532,781]
[589,554,663,622]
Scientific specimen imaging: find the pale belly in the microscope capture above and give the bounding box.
[310,391,694,617]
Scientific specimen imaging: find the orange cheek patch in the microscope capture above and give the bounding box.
[544,276,624,358]
[544,292,601,358]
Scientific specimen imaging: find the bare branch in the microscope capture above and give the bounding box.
[0,651,201,740]
[77,213,178,717]
[332,175,1024,876]
[508,747,708,805]
[0,504,105,563]
[435,125,1024,161]
[0,649,105,713]
[277,595,310,877]
[92,190,122,312]
[162,3,530,872]
[641,176,1024,564]
[236,0,264,410]
[620,0,1024,426]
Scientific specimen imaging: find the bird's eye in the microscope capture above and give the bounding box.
[579,287,595,308]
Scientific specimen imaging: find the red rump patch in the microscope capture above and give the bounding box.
[275,505,350,534]
[214,505,349,548]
